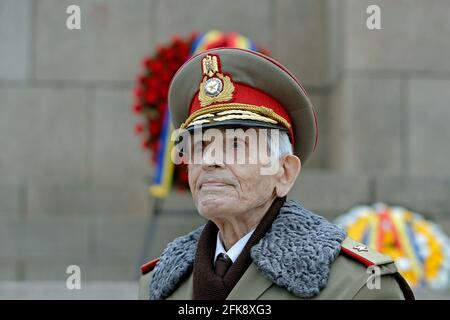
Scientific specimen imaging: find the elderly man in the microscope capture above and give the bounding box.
[138,48,414,300]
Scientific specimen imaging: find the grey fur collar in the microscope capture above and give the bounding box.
[149,200,346,299]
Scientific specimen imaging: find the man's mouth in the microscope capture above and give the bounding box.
[200,182,230,189]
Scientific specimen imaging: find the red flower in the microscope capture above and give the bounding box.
[157,46,165,55]
[143,57,153,69]
[162,47,175,61]
[145,90,159,104]
[136,74,146,85]
[157,103,166,113]
[146,77,159,89]
[176,43,189,59]
[169,61,180,73]
[150,60,164,74]
[141,139,150,150]
[134,123,145,134]
[171,35,181,44]
[159,86,168,99]
[149,122,161,136]
[132,103,143,114]
[133,88,143,98]
[160,72,172,83]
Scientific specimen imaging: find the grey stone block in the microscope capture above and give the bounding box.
[34,0,153,81]
[408,79,450,175]
[0,184,22,216]
[290,170,370,218]
[0,218,20,259]
[304,93,329,169]
[92,216,149,264]
[273,0,342,87]
[0,281,138,299]
[328,76,405,173]
[345,0,450,72]
[0,261,17,281]
[89,212,203,277]
[27,183,150,215]
[1,216,89,281]
[434,217,450,240]
[91,88,152,185]
[82,264,137,281]
[0,87,89,185]
[375,175,450,218]
[23,258,137,282]
[146,215,205,259]
[153,0,271,52]
[14,217,90,262]
[0,0,31,80]
[24,261,87,282]
[160,192,196,212]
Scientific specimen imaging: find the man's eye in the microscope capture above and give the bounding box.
[232,138,244,149]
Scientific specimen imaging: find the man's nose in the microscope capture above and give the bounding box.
[201,145,225,169]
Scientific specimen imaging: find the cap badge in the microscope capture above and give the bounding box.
[202,55,219,77]
[199,54,234,107]
[204,77,223,97]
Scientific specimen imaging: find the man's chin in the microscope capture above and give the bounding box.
[196,197,235,217]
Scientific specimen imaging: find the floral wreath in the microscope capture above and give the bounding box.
[335,203,450,289]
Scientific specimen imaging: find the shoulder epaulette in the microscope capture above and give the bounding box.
[340,237,393,267]
[140,258,160,275]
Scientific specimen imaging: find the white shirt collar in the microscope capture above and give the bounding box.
[214,229,255,265]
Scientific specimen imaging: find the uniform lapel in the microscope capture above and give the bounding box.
[168,265,271,300]
[226,264,272,300]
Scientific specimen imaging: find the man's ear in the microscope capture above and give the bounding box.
[275,154,301,197]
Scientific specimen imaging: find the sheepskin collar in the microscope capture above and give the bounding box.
[149,200,346,300]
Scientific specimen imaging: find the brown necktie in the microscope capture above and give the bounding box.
[214,253,232,278]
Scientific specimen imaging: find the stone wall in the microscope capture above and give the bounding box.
[1,0,450,283]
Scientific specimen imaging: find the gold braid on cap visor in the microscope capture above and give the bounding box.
[179,103,292,130]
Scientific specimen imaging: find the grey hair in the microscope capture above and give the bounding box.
[267,129,293,160]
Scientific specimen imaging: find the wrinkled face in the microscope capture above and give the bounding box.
[187,127,279,220]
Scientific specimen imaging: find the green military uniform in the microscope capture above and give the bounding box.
[139,237,413,300]
[138,48,414,300]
